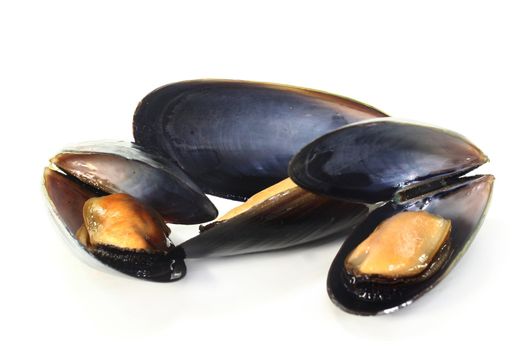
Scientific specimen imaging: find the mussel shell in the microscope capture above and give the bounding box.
[43,167,100,236]
[90,245,186,282]
[51,141,217,224]
[181,186,370,258]
[133,80,388,201]
[289,120,488,204]
[43,168,186,282]
[327,175,494,315]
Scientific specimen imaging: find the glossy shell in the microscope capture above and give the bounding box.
[289,120,488,204]
[327,175,494,315]
[181,184,369,258]
[51,141,217,224]
[133,80,388,201]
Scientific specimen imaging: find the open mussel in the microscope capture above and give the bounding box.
[44,141,218,281]
[44,143,370,280]
[180,178,370,258]
[289,119,494,314]
[50,141,217,224]
[44,79,494,316]
[133,80,389,201]
[327,175,493,315]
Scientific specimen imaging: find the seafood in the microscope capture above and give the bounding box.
[289,120,487,204]
[44,147,369,279]
[327,175,493,315]
[44,169,186,282]
[181,178,369,258]
[343,211,452,279]
[75,192,186,282]
[50,141,217,224]
[43,141,218,281]
[44,81,494,315]
[133,80,388,201]
[289,120,494,314]
[78,193,171,252]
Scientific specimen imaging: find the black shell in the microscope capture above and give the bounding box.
[289,120,488,204]
[327,175,494,315]
[90,245,186,282]
[51,141,217,224]
[43,168,186,282]
[133,80,388,201]
[180,185,369,258]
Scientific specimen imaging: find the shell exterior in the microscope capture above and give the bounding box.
[52,141,217,224]
[181,185,369,258]
[90,245,186,282]
[133,80,388,201]
[289,119,488,204]
[327,175,494,315]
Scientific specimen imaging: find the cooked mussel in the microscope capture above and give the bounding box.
[44,168,186,282]
[328,175,493,315]
[44,147,369,279]
[50,141,217,224]
[289,119,494,314]
[44,79,494,315]
[181,178,370,258]
[77,193,171,252]
[133,80,389,201]
[43,141,218,281]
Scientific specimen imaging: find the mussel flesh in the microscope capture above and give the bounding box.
[289,119,494,314]
[45,158,369,279]
[43,80,494,316]
[43,141,216,281]
[327,175,493,315]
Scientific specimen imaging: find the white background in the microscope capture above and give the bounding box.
[1,1,522,349]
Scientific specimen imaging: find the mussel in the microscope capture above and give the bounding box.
[133,80,389,201]
[44,142,371,280]
[180,178,370,258]
[44,80,494,316]
[50,141,217,224]
[289,119,494,314]
[44,141,218,281]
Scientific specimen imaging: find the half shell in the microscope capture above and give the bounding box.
[327,175,494,315]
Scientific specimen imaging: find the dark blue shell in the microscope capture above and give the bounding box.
[181,186,369,258]
[52,141,217,224]
[290,120,488,204]
[133,80,388,200]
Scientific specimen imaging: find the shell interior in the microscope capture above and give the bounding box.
[43,167,186,282]
[327,175,494,315]
[51,141,217,224]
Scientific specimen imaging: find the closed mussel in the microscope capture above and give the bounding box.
[133,80,388,201]
[289,120,494,314]
[181,178,370,258]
